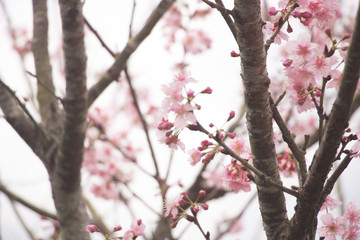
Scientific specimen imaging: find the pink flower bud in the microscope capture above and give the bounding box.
[201,203,209,210]
[227,110,235,121]
[86,224,100,233]
[201,87,213,94]
[325,28,332,39]
[137,219,142,225]
[187,89,195,98]
[192,205,200,213]
[301,12,312,19]
[198,190,206,198]
[282,59,293,67]
[114,225,122,232]
[228,132,236,139]
[180,192,189,199]
[268,7,278,16]
[230,51,240,57]
[209,123,214,128]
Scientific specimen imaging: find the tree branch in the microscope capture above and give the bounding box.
[0,79,50,162]
[51,0,90,239]
[289,4,360,239]
[0,181,58,220]
[232,0,289,238]
[32,0,59,129]
[87,0,176,107]
[270,97,307,185]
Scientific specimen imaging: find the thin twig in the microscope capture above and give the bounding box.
[318,154,352,212]
[123,183,162,217]
[195,122,299,197]
[202,0,237,41]
[214,192,257,240]
[0,181,57,220]
[129,0,137,39]
[26,71,64,103]
[8,199,36,240]
[270,96,307,184]
[124,69,160,179]
[84,17,116,58]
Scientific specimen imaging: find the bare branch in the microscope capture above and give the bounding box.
[0,181,57,220]
[84,17,116,58]
[124,69,160,179]
[87,0,176,107]
[0,79,50,161]
[32,0,59,128]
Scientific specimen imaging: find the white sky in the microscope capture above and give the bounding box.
[0,0,359,240]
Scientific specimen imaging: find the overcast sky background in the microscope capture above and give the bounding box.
[0,0,360,240]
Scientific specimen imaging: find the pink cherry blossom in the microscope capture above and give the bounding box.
[188,148,202,166]
[202,170,225,189]
[164,194,184,219]
[222,161,251,193]
[320,195,342,211]
[183,29,212,55]
[318,213,346,239]
[263,22,289,45]
[277,151,297,177]
[344,201,360,226]
[129,219,145,236]
[342,225,360,240]
[171,102,197,129]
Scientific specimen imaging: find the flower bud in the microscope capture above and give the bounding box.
[86,224,100,233]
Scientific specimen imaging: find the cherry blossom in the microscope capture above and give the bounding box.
[222,161,251,193]
[277,151,297,177]
[188,148,203,166]
[320,195,342,211]
[164,194,184,219]
[318,213,346,239]
[344,201,360,226]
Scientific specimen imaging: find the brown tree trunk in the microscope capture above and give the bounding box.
[232,0,288,239]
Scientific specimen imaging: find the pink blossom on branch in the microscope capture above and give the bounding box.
[164,194,184,219]
[222,161,251,193]
[318,213,346,239]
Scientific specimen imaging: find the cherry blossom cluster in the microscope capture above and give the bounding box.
[86,219,145,240]
[83,141,133,200]
[197,136,253,193]
[318,196,360,239]
[157,71,212,151]
[161,0,212,69]
[277,151,297,177]
[164,190,209,229]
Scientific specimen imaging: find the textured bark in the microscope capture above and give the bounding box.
[288,5,360,240]
[232,0,288,239]
[32,0,59,131]
[51,0,90,239]
[0,80,44,157]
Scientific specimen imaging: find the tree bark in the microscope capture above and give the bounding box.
[50,0,90,239]
[32,0,60,132]
[232,0,288,239]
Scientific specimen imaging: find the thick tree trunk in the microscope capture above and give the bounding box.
[232,0,288,239]
[49,0,90,239]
